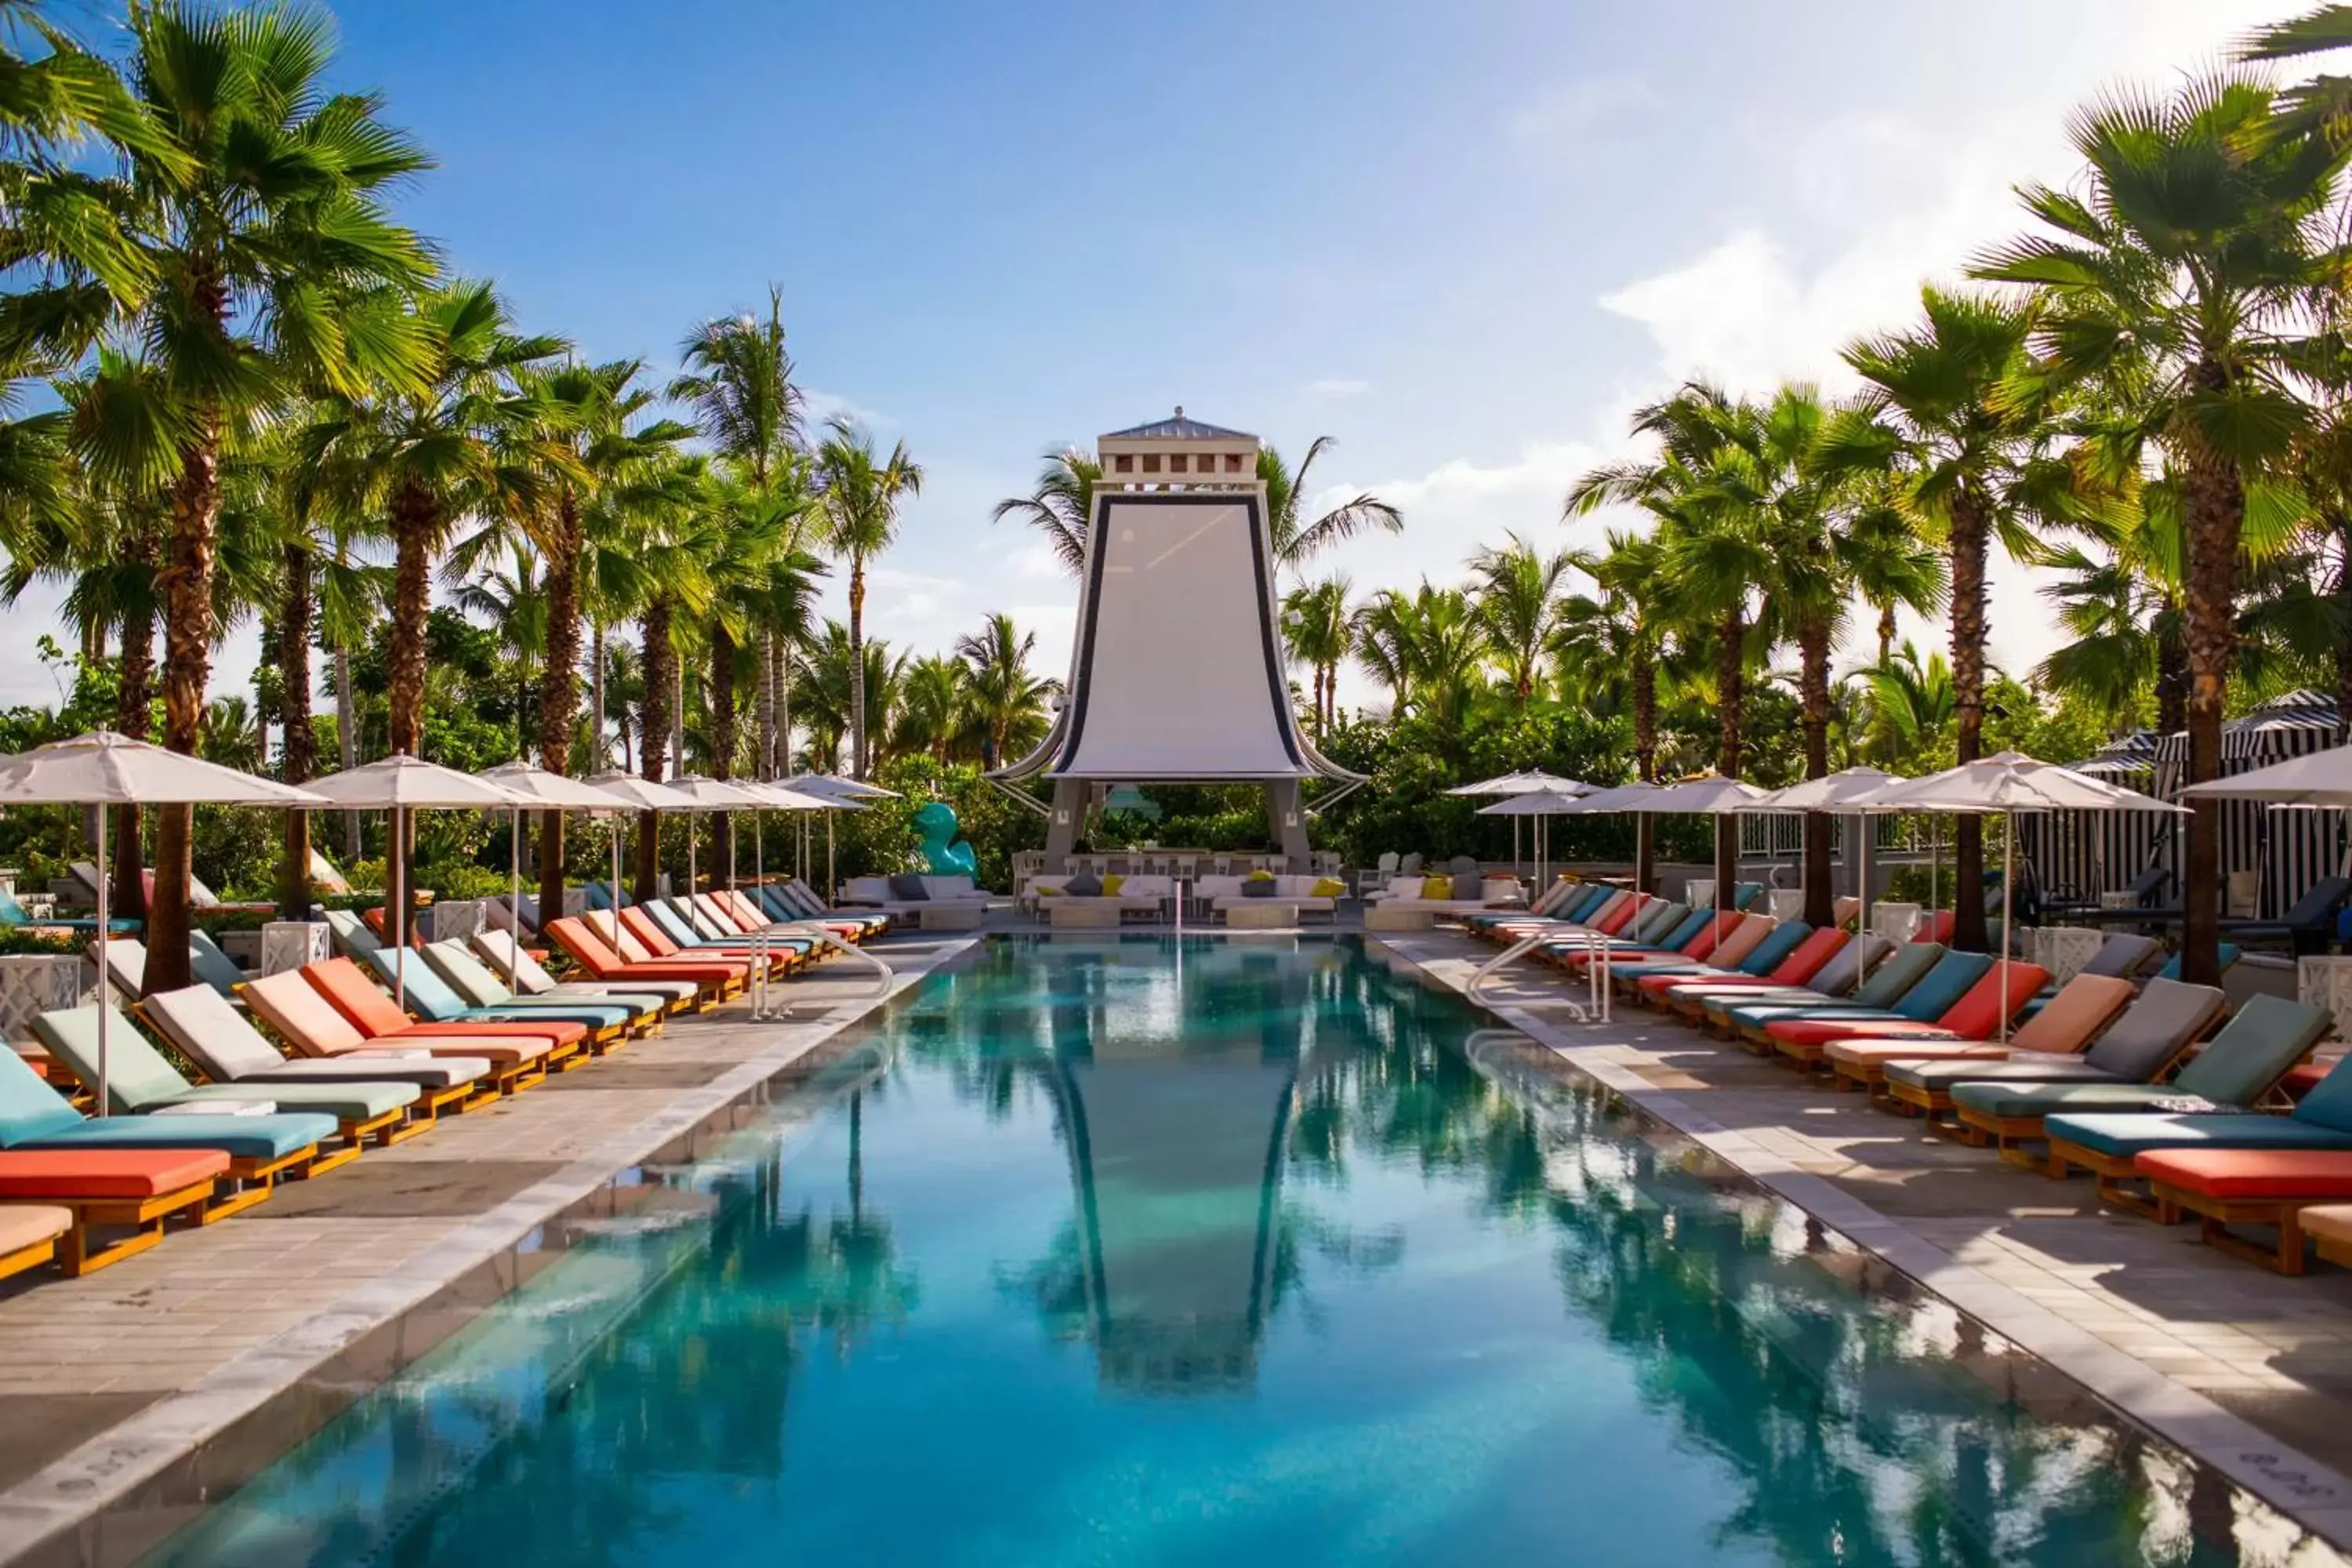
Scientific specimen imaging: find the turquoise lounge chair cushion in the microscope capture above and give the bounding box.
[1882,950,1994,1023]
[2044,1111,2352,1158]
[1953,997,2325,1123]
[1733,923,1811,976]
[186,930,248,994]
[0,885,139,932]
[361,947,632,1031]
[0,1047,333,1159]
[1725,942,1943,1031]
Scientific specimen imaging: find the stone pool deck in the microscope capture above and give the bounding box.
[1374,927,2352,1549]
[0,931,976,1568]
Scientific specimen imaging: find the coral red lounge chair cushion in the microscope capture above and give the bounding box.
[0,1147,230,1199]
[2134,1148,2352,1201]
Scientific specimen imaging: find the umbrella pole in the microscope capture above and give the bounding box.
[2001,809,2014,1043]
[687,810,696,906]
[827,810,836,902]
[394,804,406,1012]
[609,813,622,926]
[94,811,108,1118]
[1861,818,1873,940]
[507,808,522,992]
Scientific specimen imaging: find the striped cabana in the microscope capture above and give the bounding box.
[2149,691,2347,919]
[2021,729,2167,909]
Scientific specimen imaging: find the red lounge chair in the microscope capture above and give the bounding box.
[1824,972,2134,1093]
[0,1147,231,1275]
[2136,1148,2352,1276]
[1912,910,1955,945]
[1765,961,2051,1065]
[1644,928,1848,1007]
[545,917,745,1000]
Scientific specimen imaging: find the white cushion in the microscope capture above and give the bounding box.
[919,875,978,900]
[843,877,892,902]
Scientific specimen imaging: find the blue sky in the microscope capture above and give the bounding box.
[0,0,2318,710]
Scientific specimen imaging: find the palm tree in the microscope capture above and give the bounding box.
[893,655,967,762]
[1973,77,2346,982]
[956,612,1058,768]
[19,5,436,991]
[1468,536,1574,710]
[1280,576,1354,735]
[1858,642,1958,764]
[798,621,902,775]
[671,288,804,775]
[1260,437,1403,573]
[1350,583,1483,724]
[1559,532,1675,890]
[1828,288,2054,953]
[991,447,1097,576]
[814,421,921,779]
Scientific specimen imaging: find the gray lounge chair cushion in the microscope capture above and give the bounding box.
[2081,933,2160,979]
[2079,978,2227,1080]
[2171,993,2329,1105]
[1398,853,1424,874]
[1886,1054,2126,1093]
[887,873,930,902]
[1064,871,1102,898]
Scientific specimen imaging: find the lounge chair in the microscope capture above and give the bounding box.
[346,950,619,1051]
[735,886,878,942]
[0,1203,69,1282]
[753,882,887,938]
[1766,959,2047,1069]
[0,884,138,935]
[1713,943,1952,1047]
[0,1048,336,1219]
[2220,873,2352,956]
[470,929,701,1013]
[1911,909,1955,945]
[1617,920,1815,1001]
[1824,973,2136,1094]
[2039,1000,2341,1200]
[1639,926,1842,1008]
[141,983,495,1117]
[1590,915,1781,989]
[1950,993,2325,1164]
[31,1002,419,1167]
[1882,977,2225,1117]
[1553,909,1752,974]
[1677,933,1890,1023]
[240,968,553,1094]
[92,932,245,1001]
[543,916,746,1002]
[0,1146,230,1275]
[419,940,665,1040]
[2132,1149,2352,1275]
[642,900,805,963]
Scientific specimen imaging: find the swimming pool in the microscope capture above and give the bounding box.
[147,937,2334,1566]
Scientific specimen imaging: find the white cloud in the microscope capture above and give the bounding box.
[1307,377,1370,400]
[803,388,890,430]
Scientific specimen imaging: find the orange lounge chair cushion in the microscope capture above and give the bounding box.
[303,959,588,1048]
[0,1147,230,1199]
[0,1205,68,1254]
[2135,1148,2352,1201]
[547,920,739,985]
[1826,1039,2013,1069]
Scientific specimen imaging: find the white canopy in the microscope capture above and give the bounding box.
[305,755,524,810]
[737,781,837,811]
[479,761,631,811]
[0,730,326,807]
[787,772,897,801]
[1475,789,1587,816]
[584,772,699,812]
[1867,753,2184,816]
[1561,781,1676,814]
[2179,746,2352,809]
[665,775,768,811]
[997,495,1359,782]
[1639,774,1772,814]
[1449,771,1592,798]
[1744,766,1907,813]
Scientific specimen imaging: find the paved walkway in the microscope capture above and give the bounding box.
[0,931,975,1567]
[1376,927,2352,1549]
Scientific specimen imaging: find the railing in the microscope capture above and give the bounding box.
[1466,929,1610,1025]
[752,920,895,1021]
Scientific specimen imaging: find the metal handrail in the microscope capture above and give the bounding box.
[1466,929,1610,1025]
[753,919,894,1020]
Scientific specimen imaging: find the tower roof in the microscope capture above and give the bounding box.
[1102,407,1257,442]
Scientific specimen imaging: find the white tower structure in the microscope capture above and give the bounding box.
[990,409,1362,869]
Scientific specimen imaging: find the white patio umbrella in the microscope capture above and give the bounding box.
[477,762,630,989]
[1743,767,1906,933]
[1450,771,1593,869]
[0,731,328,1116]
[1475,789,1586,892]
[303,756,524,1010]
[1860,753,2185,1039]
[735,781,834,913]
[2180,747,2352,808]
[781,774,874,896]
[665,775,767,903]
[583,772,697,924]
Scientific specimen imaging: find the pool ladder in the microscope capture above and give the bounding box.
[750,921,895,1021]
[1466,931,1611,1025]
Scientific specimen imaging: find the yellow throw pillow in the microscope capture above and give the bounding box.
[1421,874,1453,899]
[1247,868,1275,882]
[1311,877,1345,898]
[1102,874,1124,895]
[1036,885,1061,897]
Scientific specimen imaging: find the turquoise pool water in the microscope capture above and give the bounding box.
[148,938,2326,1566]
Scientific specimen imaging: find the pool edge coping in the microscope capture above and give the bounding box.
[1365,931,2352,1553]
[0,933,982,1568]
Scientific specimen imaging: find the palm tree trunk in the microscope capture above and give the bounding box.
[709,625,738,877]
[148,408,224,998]
[1713,611,1744,906]
[636,595,675,901]
[1633,643,1657,895]
[2180,409,2245,987]
[2156,616,2189,737]
[1876,602,1896,667]
[536,493,583,922]
[757,628,777,779]
[1798,616,1834,929]
[336,643,359,860]
[1948,485,1990,953]
[848,556,868,778]
[591,619,607,768]
[383,479,437,947]
[2332,514,2352,746]
[277,541,317,920]
[775,633,792,775]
